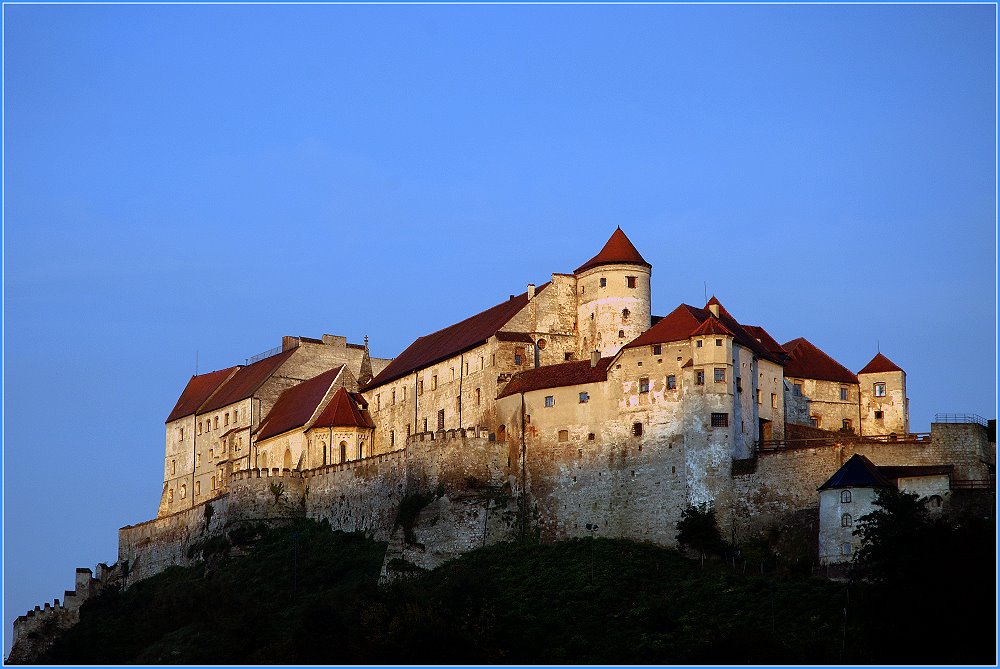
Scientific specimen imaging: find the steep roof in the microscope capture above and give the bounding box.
[858,352,904,375]
[165,366,239,423]
[624,298,782,364]
[498,358,613,399]
[818,454,894,491]
[199,348,298,414]
[691,316,734,337]
[364,284,550,390]
[782,338,858,385]
[311,387,376,430]
[255,367,344,442]
[741,325,789,360]
[574,227,651,274]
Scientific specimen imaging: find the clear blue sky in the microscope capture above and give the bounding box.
[3,3,995,654]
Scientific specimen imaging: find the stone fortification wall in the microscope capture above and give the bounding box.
[386,430,518,575]
[303,450,406,541]
[118,494,232,584]
[227,467,307,523]
[8,565,121,664]
[733,421,994,537]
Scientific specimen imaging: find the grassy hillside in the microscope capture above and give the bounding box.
[37,518,994,664]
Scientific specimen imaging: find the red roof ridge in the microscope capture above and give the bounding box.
[781,337,858,385]
[312,386,376,430]
[365,282,551,389]
[165,366,240,423]
[497,358,613,398]
[255,366,345,442]
[691,316,733,337]
[574,227,651,274]
[200,347,298,414]
[858,352,904,375]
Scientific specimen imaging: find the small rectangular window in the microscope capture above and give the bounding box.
[436,409,445,431]
[874,410,884,419]
[432,375,437,390]
[632,422,643,437]
[224,413,229,426]
[793,382,803,396]
[392,389,396,405]
[840,387,849,401]
[711,413,729,427]
[639,377,649,393]
[652,344,662,355]
[667,375,676,390]
[376,394,381,411]
[599,277,607,287]
[695,370,705,385]
[390,431,395,448]
[564,352,572,361]
[545,395,555,407]
[715,339,723,347]
[579,392,589,404]
[515,347,523,366]
[771,393,778,409]
[841,542,852,556]
[874,382,886,397]
[735,377,742,393]
[696,340,703,348]
[422,418,428,432]
[558,429,569,442]
[475,388,481,405]
[178,427,184,442]
[714,368,726,383]
[626,276,637,288]
[842,419,853,431]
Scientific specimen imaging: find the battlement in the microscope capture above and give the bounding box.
[230,467,305,482]
[406,427,492,444]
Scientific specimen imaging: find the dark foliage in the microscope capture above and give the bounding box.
[35,516,995,665]
[676,502,727,560]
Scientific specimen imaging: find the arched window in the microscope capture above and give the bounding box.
[841,490,852,503]
[321,441,327,466]
[358,441,364,459]
[340,441,348,463]
[180,484,187,499]
[260,453,269,469]
[168,488,174,503]
[283,449,292,470]
[927,495,943,509]
[841,513,853,527]
[211,476,216,490]
[195,481,201,496]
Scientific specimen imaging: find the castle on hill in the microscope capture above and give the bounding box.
[10,228,995,663]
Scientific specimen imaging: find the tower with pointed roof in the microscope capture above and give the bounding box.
[858,352,908,435]
[574,226,652,358]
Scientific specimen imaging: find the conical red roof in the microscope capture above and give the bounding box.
[574,227,651,274]
[858,352,903,375]
[312,387,376,429]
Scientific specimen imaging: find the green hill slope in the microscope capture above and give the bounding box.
[36,518,994,664]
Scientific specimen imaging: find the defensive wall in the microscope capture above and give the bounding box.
[8,564,119,663]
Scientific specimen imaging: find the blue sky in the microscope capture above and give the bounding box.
[3,3,995,654]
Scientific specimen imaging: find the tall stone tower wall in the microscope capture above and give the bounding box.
[575,263,652,358]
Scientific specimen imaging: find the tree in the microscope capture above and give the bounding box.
[850,487,930,584]
[676,503,726,566]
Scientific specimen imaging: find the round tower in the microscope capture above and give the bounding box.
[574,227,652,357]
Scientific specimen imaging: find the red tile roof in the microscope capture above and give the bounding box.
[741,325,789,360]
[199,348,298,414]
[782,338,858,385]
[858,352,904,375]
[255,367,344,442]
[495,331,536,343]
[574,227,651,274]
[691,316,733,337]
[364,284,550,389]
[165,366,239,423]
[311,387,376,429]
[624,298,782,364]
[498,358,613,398]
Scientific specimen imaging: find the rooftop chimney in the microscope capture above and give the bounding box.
[527,283,536,299]
[282,336,300,351]
[590,350,600,368]
[708,304,720,318]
